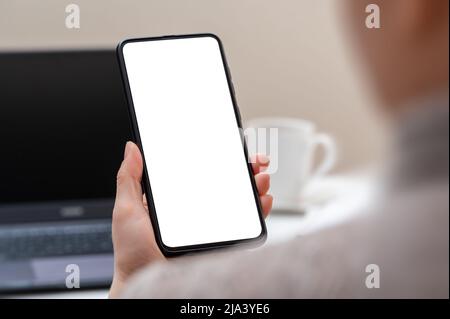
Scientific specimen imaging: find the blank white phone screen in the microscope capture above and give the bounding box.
[122,36,263,248]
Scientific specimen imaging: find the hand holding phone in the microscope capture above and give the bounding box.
[116,34,268,256]
[109,142,272,297]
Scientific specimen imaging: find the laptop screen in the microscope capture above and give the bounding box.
[0,50,131,222]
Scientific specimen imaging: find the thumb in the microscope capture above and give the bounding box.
[114,142,144,212]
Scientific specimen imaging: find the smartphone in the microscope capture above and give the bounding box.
[117,34,266,256]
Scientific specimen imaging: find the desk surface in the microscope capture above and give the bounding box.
[10,173,376,299]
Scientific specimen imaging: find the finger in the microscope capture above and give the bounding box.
[255,173,270,196]
[142,194,148,210]
[260,194,273,219]
[114,142,144,215]
[250,154,270,174]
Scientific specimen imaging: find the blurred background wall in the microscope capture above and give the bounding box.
[0,0,388,172]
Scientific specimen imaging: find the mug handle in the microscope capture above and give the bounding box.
[309,133,337,180]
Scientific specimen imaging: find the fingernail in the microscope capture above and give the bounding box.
[259,154,270,165]
[124,141,132,158]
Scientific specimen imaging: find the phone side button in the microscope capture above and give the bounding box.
[235,105,243,125]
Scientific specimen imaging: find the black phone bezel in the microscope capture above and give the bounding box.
[116,33,267,256]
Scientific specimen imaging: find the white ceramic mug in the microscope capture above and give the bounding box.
[245,117,337,212]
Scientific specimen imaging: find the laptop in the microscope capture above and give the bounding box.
[0,49,131,293]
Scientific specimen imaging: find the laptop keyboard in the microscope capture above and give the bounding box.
[0,222,113,261]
